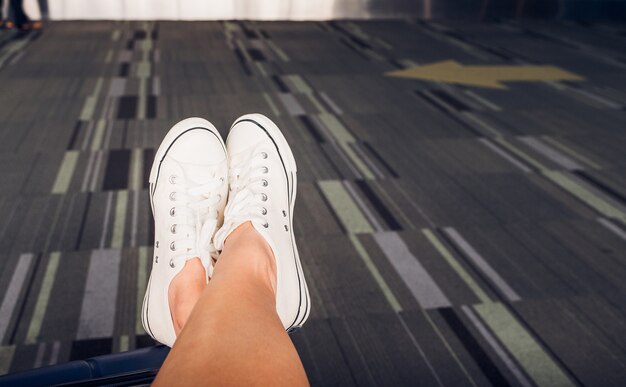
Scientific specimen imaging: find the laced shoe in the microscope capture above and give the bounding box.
[142,117,228,347]
[214,114,310,332]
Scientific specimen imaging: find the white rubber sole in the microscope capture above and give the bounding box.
[230,113,310,331]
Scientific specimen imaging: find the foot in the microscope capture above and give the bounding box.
[16,20,43,31]
[214,114,310,332]
[142,117,228,347]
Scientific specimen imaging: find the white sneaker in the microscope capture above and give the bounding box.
[142,117,228,347]
[214,113,310,332]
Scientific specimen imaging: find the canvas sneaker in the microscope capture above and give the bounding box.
[214,113,310,332]
[142,117,228,347]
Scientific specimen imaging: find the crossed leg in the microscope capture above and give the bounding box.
[155,222,309,386]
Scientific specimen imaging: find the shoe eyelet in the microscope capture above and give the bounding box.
[155,256,159,263]
[282,210,287,217]
[169,175,177,184]
[263,222,269,228]
[262,179,268,187]
[261,193,267,201]
[217,194,222,201]
[170,207,176,216]
[170,224,176,234]
[169,192,176,201]
[155,241,159,248]
[261,207,267,215]
[170,241,176,251]
[261,152,268,159]
[262,166,268,174]
[284,225,289,232]
[169,259,175,268]
[220,177,225,183]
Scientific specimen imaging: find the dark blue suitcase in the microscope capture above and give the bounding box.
[0,345,169,386]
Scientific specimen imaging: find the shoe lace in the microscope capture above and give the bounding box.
[214,145,271,251]
[168,175,224,276]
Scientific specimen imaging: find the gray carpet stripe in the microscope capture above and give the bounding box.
[373,232,451,309]
[343,180,385,232]
[319,92,343,115]
[48,341,61,366]
[444,228,521,302]
[597,217,626,242]
[478,138,533,173]
[518,136,584,171]
[76,249,122,339]
[278,93,306,116]
[462,305,533,387]
[0,254,33,343]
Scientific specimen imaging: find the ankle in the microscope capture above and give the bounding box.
[168,258,206,334]
[221,222,277,295]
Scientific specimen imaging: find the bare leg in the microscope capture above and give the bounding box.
[168,257,206,335]
[155,222,309,386]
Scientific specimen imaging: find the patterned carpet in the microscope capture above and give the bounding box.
[0,20,625,386]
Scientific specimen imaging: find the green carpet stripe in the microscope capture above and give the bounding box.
[118,335,129,352]
[130,149,144,191]
[318,180,373,233]
[543,170,626,221]
[79,78,104,121]
[267,40,289,61]
[137,78,148,120]
[542,136,601,170]
[474,302,574,387]
[286,75,312,93]
[136,246,148,335]
[422,229,491,304]
[318,113,355,143]
[349,235,402,312]
[90,120,106,151]
[0,346,16,375]
[25,252,61,344]
[111,191,128,249]
[305,93,328,114]
[263,92,280,116]
[52,151,79,194]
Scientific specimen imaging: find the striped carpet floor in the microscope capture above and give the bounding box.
[0,20,625,386]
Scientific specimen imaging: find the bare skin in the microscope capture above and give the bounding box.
[168,258,206,335]
[157,222,308,386]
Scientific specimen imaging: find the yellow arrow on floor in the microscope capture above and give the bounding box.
[386,60,584,89]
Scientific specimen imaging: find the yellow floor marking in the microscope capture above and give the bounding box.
[387,60,584,89]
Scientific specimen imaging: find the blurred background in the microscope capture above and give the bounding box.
[0,0,625,386]
[16,0,626,21]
